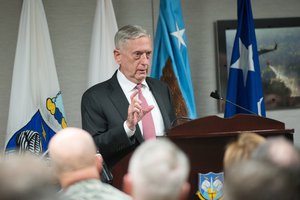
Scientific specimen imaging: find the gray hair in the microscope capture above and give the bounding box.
[224,159,299,200]
[0,154,58,200]
[128,138,190,200]
[114,25,150,49]
[251,137,300,170]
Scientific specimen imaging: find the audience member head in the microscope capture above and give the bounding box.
[223,132,265,171]
[123,138,190,200]
[252,136,300,170]
[0,154,58,200]
[48,127,102,188]
[223,159,298,200]
[252,136,300,196]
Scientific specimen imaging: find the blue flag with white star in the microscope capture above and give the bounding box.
[224,0,266,118]
[151,0,197,119]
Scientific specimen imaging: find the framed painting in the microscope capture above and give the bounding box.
[215,17,300,112]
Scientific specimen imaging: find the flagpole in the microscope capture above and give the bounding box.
[151,0,155,38]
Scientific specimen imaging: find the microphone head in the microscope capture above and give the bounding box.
[210,90,220,100]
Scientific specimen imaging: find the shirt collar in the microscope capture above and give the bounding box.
[117,69,149,92]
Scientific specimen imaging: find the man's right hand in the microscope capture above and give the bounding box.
[126,90,153,130]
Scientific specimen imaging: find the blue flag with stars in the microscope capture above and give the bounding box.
[224,0,266,118]
[151,0,197,119]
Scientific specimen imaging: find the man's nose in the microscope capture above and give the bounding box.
[140,53,150,64]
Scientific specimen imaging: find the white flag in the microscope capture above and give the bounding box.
[5,0,67,155]
[87,0,118,88]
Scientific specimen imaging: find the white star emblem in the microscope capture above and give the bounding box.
[170,22,186,49]
[230,38,255,86]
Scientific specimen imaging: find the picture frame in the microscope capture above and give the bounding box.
[215,17,300,112]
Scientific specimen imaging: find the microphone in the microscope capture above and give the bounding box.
[96,150,113,184]
[210,90,223,100]
[171,117,192,127]
[210,90,258,115]
[100,159,113,184]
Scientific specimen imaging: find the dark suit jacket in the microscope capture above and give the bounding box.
[81,71,176,168]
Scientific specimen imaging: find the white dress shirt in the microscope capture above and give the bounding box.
[117,70,165,137]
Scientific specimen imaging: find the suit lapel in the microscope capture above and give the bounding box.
[108,72,144,143]
[147,78,171,129]
[108,74,128,121]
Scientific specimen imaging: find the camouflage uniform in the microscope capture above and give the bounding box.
[61,179,132,200]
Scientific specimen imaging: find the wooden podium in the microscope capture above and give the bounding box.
[111,114,294,200]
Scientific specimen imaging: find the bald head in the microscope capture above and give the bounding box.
[49,127,97,175]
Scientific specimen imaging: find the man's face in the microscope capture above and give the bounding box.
[114,36,152,84]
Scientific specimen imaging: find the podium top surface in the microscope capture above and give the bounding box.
[167,114,294,138]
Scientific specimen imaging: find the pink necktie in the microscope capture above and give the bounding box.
[136,84,156,140]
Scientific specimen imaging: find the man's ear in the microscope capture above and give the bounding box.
[179,182,190,200]
[95,154,103,173]
[123,174,133,196]
[114,49,121,64]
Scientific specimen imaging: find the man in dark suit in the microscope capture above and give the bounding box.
[81,25,176,168]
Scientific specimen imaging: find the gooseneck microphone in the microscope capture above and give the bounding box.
[171,116,192,127]
[210,90,258,116]
[210,90,223,100]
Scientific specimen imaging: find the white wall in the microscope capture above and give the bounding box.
[0,0,300,150]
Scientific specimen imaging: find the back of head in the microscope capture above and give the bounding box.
[48,127,97,177]
[251,137,300,197]
[252,137,300,170]
[128,138,190,200]
[114,25,149,49]
[224,159,298,200]
[223,132,265,171]
[0,154,57,200]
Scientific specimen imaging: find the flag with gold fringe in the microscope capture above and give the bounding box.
[151,0,197,119]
